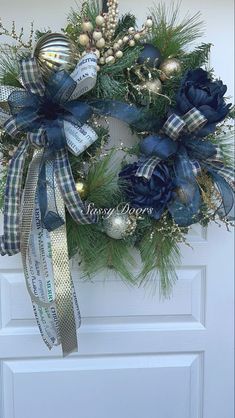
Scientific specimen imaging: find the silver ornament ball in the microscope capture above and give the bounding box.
[103,212,136,240]
[34,33,78,79]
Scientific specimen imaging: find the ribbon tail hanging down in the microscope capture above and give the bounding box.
[48,160,79,356]
[20,149,79,355]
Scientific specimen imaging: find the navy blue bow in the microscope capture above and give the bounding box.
[139,133,234,226]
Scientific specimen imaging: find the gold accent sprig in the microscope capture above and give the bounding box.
[0,18,34,49]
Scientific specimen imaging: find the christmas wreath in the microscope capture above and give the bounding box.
[0,1,234,355]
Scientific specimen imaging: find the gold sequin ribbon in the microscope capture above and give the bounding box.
[20,151,78,355]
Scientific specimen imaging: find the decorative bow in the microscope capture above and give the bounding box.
[0,53,99,355]
[137,109,234,226]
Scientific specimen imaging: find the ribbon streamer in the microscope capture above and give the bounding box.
[0,54,99,355]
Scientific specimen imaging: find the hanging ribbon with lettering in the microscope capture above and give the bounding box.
[0,53,99,356]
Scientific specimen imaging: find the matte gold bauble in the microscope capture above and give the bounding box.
[75,180,87,197]
[34,33,78,79]
[140,78,162,94]
[159,58,181,81]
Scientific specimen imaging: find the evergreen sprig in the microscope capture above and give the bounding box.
[86,151,122,207]
[0,46,23,87]
[150,1,204,58]
[114,13,136,37]
[67,220,137,283]
[138,216,187,296]
[180,43,212,70]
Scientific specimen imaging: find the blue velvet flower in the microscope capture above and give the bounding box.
[176,68,231,136]
[119,161,174,220]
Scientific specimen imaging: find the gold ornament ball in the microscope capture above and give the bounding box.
[75,180,87,197]
[34,33,78,79]
[159,58,181,81]
[140,78,162,94]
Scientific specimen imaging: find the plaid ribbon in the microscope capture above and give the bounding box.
[162,107,207,141]
[0,141,29,255]
[135,156,161,180]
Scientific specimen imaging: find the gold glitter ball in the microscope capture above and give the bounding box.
[159,58,181,81]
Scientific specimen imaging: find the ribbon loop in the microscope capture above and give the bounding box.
[20,58,45,96]
[163,107,208,140]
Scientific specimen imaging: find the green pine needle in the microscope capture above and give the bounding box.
[114,13,136,37]
[138,218,184,297]
[100,46,142,76]
[180,43,212,70]
[150,1,204,58]
[86,151,122,207]
[67,220,137,284]
[0,46,23,87]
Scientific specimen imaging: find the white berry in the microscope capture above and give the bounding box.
[82,21,93,32]
[93,30,102,41]
[146,18,153,28]
[129,40,135,47]
[95,15,105,26]
[78,34,90,46]
[107,48,114,56]
[96,38,106,48]
[105,55,115,65]
[128,27,135,34]
[115,50,123,59]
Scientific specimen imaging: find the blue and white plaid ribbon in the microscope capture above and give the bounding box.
[162,107,207,141]
[135,156,161,180]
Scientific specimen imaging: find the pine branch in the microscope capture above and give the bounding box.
[67,219,137,283]
[100,46,142,75]
[86,151,122,207]
[137,216,187,297]
[114,13,136,37]
[180,43,212,70]
[150,1,204,58]
[95,73,128,100]
[0,45,24,87]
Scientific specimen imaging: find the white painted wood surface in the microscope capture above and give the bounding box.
[0,1,234,417]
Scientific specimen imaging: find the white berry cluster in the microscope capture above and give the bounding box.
[77,0,153,68]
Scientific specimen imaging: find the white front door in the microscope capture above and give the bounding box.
[0,122,234,418]
[0,222,234,418]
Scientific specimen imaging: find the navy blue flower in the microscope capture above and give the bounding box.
[176,68,231,136]
[119,161,174,220]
